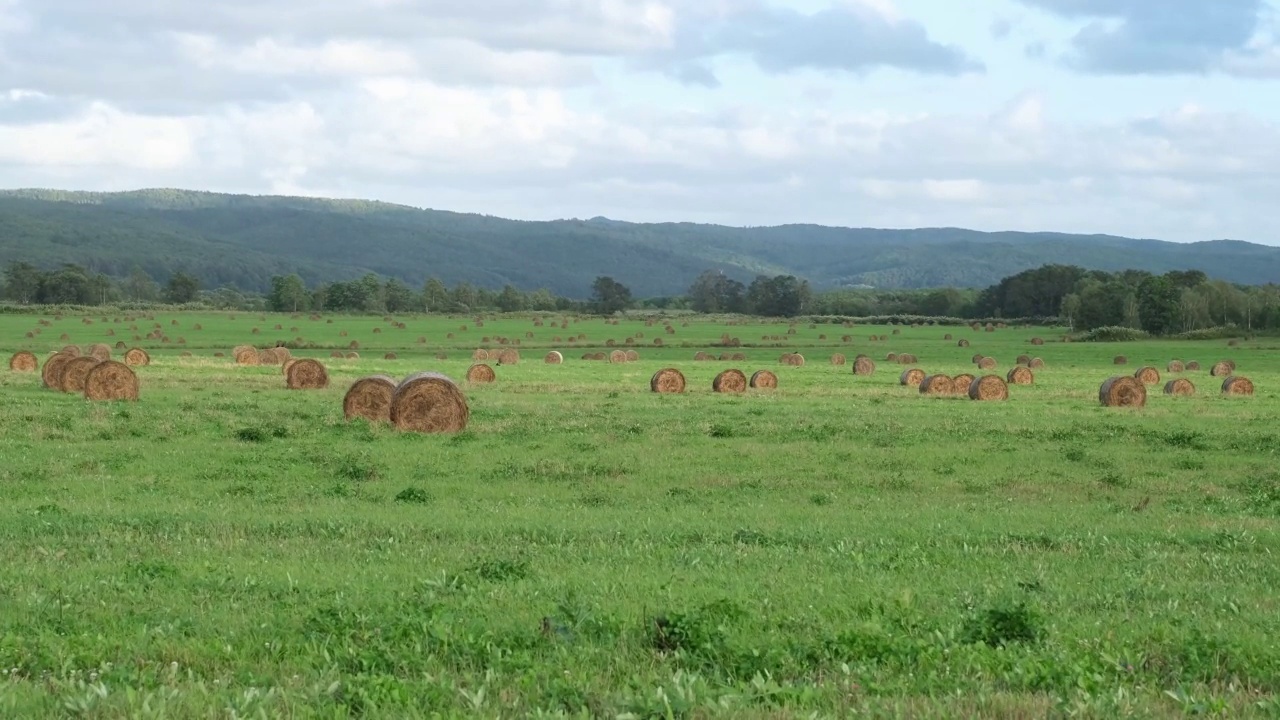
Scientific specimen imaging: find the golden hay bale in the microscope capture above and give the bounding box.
[853,357,876,376]
[899,368,926,387]
[545,351,563,364]
[83,360,139,401]
[1186,361,1201,371]
[650,368,686,393]
[919,374,954,395]
[1113,355,1128,365]
[1134,366,1161,385]
[466,363,496,383]
[749,370,778,389]
[58,356,102,393]
[1221,376,1255,396]
[1016,354,1031,366]
[282,359,296,375]
[1167,360,1185,373]
[1163,378,1195,396]
[898,354,918,365]
[712,369,747,393]
[1210,361,1234,377]
[274,347,292,361]
[124,348,150,366]
[61,345,80,356]
[88,343,111,361]
[953,373,975,392]
[257,349,279,365]
[785,353,805,367]
[286,359,329,390]
[9,351,37,372]
[1099,376,1147,407]
[235,348,260,366]
[830,353,846,366]
[625,350,640,362]
[968,375,1009,401]
[609,350,628,364]
[390,372,469,433]
[886,352,899,362]
[345,352,359,360]
[1006,366,1034,385]
[343,375,397,422]
[977,357,997,370]
[472,349,490,361]
[1028,358,1045,369]
[497,349,520,365]
[693,351,711,361]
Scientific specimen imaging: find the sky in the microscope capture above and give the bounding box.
[2,0,1280,244]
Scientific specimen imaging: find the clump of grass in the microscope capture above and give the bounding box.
[469,557,530,582]
[394,486,432,504]
[327,451,385,482]
[962,597,1043,647]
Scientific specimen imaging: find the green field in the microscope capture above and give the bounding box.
[2,311,1278,718]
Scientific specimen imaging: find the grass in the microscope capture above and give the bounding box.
[2,311,1279,718]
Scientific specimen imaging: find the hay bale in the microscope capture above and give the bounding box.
[83,360,139,401]
[1016,354,1031,366]
[694,351,712,361]
[58,356,101,393]
[957,339,970,348]
[497,349,520,365]
[886,352,899,362]
[1099,376,1147,407]
[389,372,469,433]
[1163,378,1195,396]
[650,368,686,393]
[1113,355,1128,365]
[919,374,954,395]
[124,348,151,366]
[1167,360,1185,373]
[282,359,296,375]
[88,343,112,361]
[1030,337,1044,346]
[609,350,628,364]
[899,368,926,387]
[9,351,37,372]
[235,348,260,366]
[976,357,997,370]
[285,359,330,390]
[592,352,607,361]
[59,346,78,357]
[545,351,563,364]
[1186,361,1201,371]
[968,375,1009,401]
[952,373,975,393]
[970,353,983,364]
[853,357,876,376]
[1134,366,1161,385]
[466,363,497,383]
[830,353,846,366]
[749,370,778,389]
[1006,366,1034,385]
[345,352,360,360]
[1210,361,1234,377]
[1028,358,1045,369]
[625,350,639,362]
[384,352,398,360]
[944,333,953,340]
[343,375,397,422]
[114,341,126,350]
[1221,376,1255,395]
[712,369,747,393]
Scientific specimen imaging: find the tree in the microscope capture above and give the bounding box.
[746,275,809,317]
[267,274,310,312]
[1061,293,1081,331]
[451,281,477,312]
[37,264,94,305]
[422,277,449,312]
[1136,275,1178,335]
[496,284,525,312]
[3,262,41,304]
[165,272,200,304]
[359,273,385,312]
[590,276,632,314]
[687,270,746,314]
[383,278,416,313]
[125,266,159,302]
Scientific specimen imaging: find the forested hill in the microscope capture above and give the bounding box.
[2,188,1278,297]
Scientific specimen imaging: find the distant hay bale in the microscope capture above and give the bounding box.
[88,343,112,361]
[1113,355,1128,365]
[1163,378,1195,396]
[1210,361,1234,377]
[1227,339,1239,347]
[971,354,983,363]
[653,338,664,346]
[345,352,359,360]
[1186,361,1201,371]
[899,368,926,387]
[609,350,628,363]
[892,329,901,335]
[343,375,397,422]
[472,349,489,361]
[348,341,360,350]
[390,372,470,433]
[9,351,37,372]
[957,339,969,347]
[853,357,876,375]
[886,352,898,362]
[977,357,997,370]
[592,352,607,361]
[898,354,918,364]
[235,348,260,366]
[1167,360,1185,373]
[545,351,563,364]
[830,353,846,366]
[749,370,778,389]
[384,352,398,360]
[625,350,639,362]
[944,333,953,340]
[694,351,712,361]
[1016,354,1031,366]
[919,374,954,395]
[274,347,292,361]
[258,349,280,365]
[968,375,1009,401]
[650,368,686,393]
[59,346,78,357]
[712,369,747,393]
[1006,366,1034,385]
[329,351,344,359]
[1028,358,1045,369]
[286,359,330,390]
[1221,376,1255,396]
[114,341,126,350]
[1134,366,1161,385]
[58,356,101,393]
[953,373,975,392]
[1030,337,1044,346]
[1099,376,1147,407]
[124,348,151,366]
[466,363,496,383]
[83,360,139,401]
[497,349,520,365]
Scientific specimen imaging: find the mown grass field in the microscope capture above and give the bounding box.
[2,311,1278,718]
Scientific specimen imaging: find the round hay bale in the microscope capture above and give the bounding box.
[1221,376,1255,396]
[592,352,607,361]
[345,352,359,360]
[274,347,292,361]
[968,375,1009,401]
[9,351,37,372]
[348,341,360,350]
[694,351,711,361]
[898,354,918,364]
[712,369,747,393]
[977,357,997,370]
[285,359,329,390]
[749,370,778,389]
[282,359,297,375]
[329,351,344,359]
[42,352,73,388]
[235,348,260,366]
[390,372,469,433]
[466,363,496,383]
[60,345,79,356]
[1006,366,1034,385]
[1028,358,1045,369]
[609,350,628,364]
[919,374,954,395]
[1099,376,1147,407]
[970,353,983,364]
[384,352,398,360]
[1030,337,1044,346]
[114,341,126,350]
[124,348,151,366]
[953,373,975,393]
[1210,361,1234,377]
[1167,360,1185,373]
[853,357,875,376]
[830,353,846,366]
[544,351,563,364]
[58,356,101,393]
[625,350,639,362]
[258,349,280,365]
[886,352,899,362]
[650,368,686,393]
[1186,361,1201,371]
[472,349,490,361]
[88,343,112,361]
[1016,354,1031,366]
[496,349,520,365]
[1113,355,1128,365]
[787,353,805,367]
[343,375,397,422]
[1134,366,1161,385]
[944,333,953,340]
[957,339,970,348]
[892,329,901,335]
[1163,378,1195,396]
[899,368,926,387]
[83,360,139,401]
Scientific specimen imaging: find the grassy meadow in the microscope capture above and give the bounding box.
[1,311,1279,718]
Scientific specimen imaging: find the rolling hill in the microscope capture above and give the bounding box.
[1,188,1277,297]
